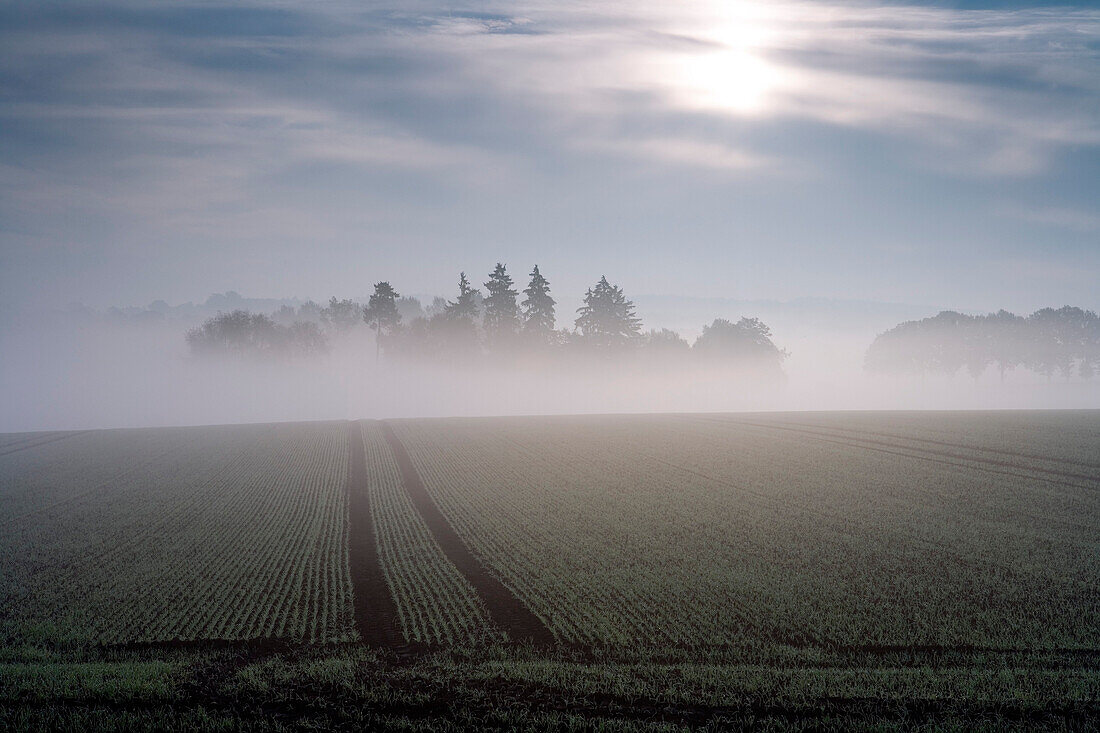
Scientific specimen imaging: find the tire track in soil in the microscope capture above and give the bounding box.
[378,420,555,646]
[346,421,405,649]
[700,417,1100,488]
[772,419,1100,473]
[0,430,89,458]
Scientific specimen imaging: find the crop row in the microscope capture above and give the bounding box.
[0,422,355,644]
[361,421,498,644]
[389,413,1100,653]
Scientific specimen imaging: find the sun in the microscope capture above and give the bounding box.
[661,2,787,115]
[672,47,780,114]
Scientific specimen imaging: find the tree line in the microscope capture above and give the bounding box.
[865,307,1100,380]
[186,264,787,372]
[185,310,328,359]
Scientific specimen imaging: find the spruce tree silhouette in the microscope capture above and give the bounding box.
[574,276,641,350]
[482,263,519,348]
[522,265,556,341]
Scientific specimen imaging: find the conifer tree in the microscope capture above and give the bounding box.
[521,265,556,338]
[574,276,641,349]
[441,271,481,355]
[363,281,401,358]
[482,263,518,343]
[444,272,480,322]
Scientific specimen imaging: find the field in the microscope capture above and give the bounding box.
[0,421,354,644]
[1,411,1098,729]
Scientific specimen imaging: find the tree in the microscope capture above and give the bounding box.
[482,263,519,345]
[1027,306,1095,381]
[640,328,690,367]
[187,310,278,357]
[521,265,556,339]
[363,281,401,358]
[321,297,363,333]
[643,328,690,353]
[444,272,480,322]
[297,300,324,323]
[865,306,1100,381]
[272,304,298,325]
[693,317,787,372]
[395,296,424,322]
[962,314,992,380]
[186,310,328,359]
[574,276,641,349]
[985,310,1025,381]
[866,311,970,376]
[440,272,482,356]
[284,321,329,357]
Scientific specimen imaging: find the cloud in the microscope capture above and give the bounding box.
[589,136,771,173]
[3,1,1098,187]
[998,204,1100,232]
[1,1,1098,310]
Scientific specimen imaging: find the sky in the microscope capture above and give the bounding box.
[1,0,1098,314]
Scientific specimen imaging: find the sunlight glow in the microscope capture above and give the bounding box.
[671,48,781,114]
[661,2,788,115]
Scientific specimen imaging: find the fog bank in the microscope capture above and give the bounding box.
[3,301,1097,433]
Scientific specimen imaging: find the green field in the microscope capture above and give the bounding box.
[1,411,1097,729]
[0,421,354,644]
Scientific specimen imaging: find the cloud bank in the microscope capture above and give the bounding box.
[1,1,1097,311]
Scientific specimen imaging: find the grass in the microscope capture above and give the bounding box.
[1,644,1096,730]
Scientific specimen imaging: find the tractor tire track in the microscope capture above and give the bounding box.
[700,417,1100,489]
[0,430,89,457]
[772,419,1100,473]
[346,421,404,649]
[378,420,555,646]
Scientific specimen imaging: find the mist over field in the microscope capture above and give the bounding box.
[3,1,1099,435]
[3,293,1096,433]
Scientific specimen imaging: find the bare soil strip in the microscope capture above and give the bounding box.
[378,420,555,645]
[346,421,405,649]
[0,430,89,457]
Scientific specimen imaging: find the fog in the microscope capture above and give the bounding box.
[3,2,1098,435]
[3,299,1097,434]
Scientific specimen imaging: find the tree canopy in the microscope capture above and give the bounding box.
[186,310,327,359]
[482,263,519,343]
[321,297,362,332]
[521,265,556,339]
[866,307,1100,380]
[574,276,641,349]
[693,318,787,371]
[364,282,401,334]
[182,265,798,377]
[444,272,480,322]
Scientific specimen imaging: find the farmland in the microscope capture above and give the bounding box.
[0,421,354,644]
[1,411,1098,728]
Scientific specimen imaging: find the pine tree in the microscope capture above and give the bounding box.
[574,276,641,349]
[444,272,480,321]
[441,271,481,355]
[363,281,401,358]
[521,265,556,338]
[482,263,518,343]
